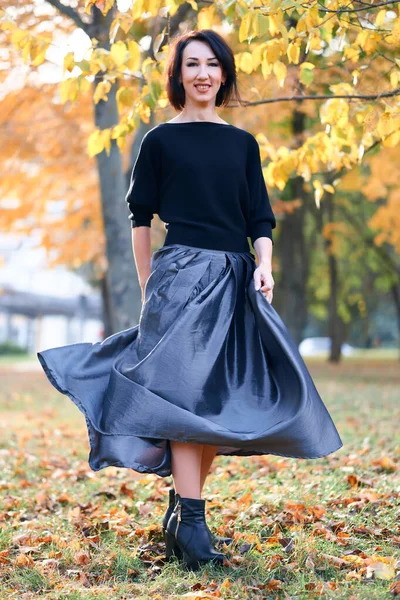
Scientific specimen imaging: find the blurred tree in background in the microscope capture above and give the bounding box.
[1,0,399,360]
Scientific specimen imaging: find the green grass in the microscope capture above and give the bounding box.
[0,358,399,599]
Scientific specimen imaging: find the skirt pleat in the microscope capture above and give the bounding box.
[37,243,343,477]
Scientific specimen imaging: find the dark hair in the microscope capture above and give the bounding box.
[164,29,244,111]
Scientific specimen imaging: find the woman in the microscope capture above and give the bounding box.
[37,29,343,572]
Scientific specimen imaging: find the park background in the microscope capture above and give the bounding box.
[0,1,399,599]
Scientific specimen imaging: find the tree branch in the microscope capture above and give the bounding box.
[45,0,90,34]
[315,0,400,13]
[235,87,400,107]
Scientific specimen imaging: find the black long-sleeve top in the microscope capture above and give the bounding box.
[125,121,276,253]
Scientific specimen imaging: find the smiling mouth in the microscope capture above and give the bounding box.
[195,84,211,89]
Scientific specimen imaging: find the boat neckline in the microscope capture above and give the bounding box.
[162,121,232,126]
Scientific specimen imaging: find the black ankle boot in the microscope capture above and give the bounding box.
[162,487,233,553]
[165,493,227,571]
[162,489,182,561]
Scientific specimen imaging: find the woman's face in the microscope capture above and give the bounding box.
[179,40,225,106]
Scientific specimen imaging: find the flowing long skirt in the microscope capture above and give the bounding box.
[37,243,343,478]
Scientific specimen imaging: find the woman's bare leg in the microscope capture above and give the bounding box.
[170,440,203,499]
[170,442,219,498]
[200,445,219,493]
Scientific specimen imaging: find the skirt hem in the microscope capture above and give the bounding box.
[37,348,343,474]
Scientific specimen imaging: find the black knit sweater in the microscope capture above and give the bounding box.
[125,122,276,253]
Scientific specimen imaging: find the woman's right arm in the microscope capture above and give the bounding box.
[125,130,161,302]
[132,226,152,302]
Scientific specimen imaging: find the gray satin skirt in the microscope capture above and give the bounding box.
[37,243,343,477]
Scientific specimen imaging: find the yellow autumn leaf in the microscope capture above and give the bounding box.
[126,41,141,72]
[273,60,287,87]
[30,38,49,66]
[287,42,300,64]
[0,17,17,32]
[389,16,400,43]
[366,560,396,580]
[382,131,400,147]
[85,0,114,16]
[110,41,127,67]
[344,45,360,63]
[121,15,134,33]
[239,52,254,75]
[21,40,32,64]
[313,179,323,208]
[390,70,399,89]
[265,41,282,64]
[111,123,129,140]
[116,86,134,110]
[375,9,386,27]
[377,112,397,138]
[239,12,253,43]
[94,80,112,104]
[250,44,264,71]
[60,78,78,103]
[102,129,112,155]
[64,52,75,72]
[269,15,281,37]
[116,135,127,151]
[320,99,349,128]
[197,5,215,30]
[88,129,104,157]
[300,62,316,70]
[11,29,29,47]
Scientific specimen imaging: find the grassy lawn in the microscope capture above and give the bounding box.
[0,357,399,599]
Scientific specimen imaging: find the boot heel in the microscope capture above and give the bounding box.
[165,529,182,561]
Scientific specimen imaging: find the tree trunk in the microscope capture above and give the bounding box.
[327,250,345,362]
[325,194,345,362]
[277,110,309,346]
[278,176,309,345]
[391,282,400,360]
[100,272,113,339]
[92,6,142,332]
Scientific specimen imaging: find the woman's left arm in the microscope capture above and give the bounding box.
[246,134,276,303]
[253,237,274,303]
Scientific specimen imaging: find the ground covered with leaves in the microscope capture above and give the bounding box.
[0,358,399,599]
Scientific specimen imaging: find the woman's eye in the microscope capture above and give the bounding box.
[187,62,219,67]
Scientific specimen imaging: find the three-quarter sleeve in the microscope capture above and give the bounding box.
[125,131,161,228]
[246,134,276,246]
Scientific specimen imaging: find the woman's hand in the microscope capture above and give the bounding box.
[253,262,274,304]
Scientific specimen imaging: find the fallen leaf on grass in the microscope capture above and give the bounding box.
[320,553,350,568]
[305,554,315,571]
[12,533,32,546]
[93,490,117,500]
[74,549,91,565]
[15,553,35,567]
[0,549,10,564]
[371,456,397,472]
[79,571,91,587]
[390,581,400,596]
[346,474,374,488]
[278,537,294,552]
[365,560,396,580]
[176,594,216,599]
[120,483,134,497]
[40,558,59,569]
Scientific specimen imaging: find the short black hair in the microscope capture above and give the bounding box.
[164,29,244,111]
